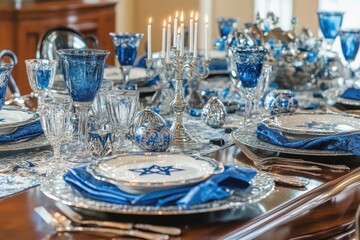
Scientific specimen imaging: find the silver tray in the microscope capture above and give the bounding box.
[40,170,274,215]
[0,136,49,152]
[231,126,352,156]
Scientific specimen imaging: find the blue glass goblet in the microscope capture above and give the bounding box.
[57,49,109,163]
[231,46,268,125]
[109,33,144,90]
[25,59,56,103]
[0,63,13,110]
[339,29,360,80]
[214,17,238,51]
[317,11,344,50]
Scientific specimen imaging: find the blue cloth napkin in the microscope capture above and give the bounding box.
[0,120,43,143]
[339,88,360,101]
[256,123,360,155]
[63,165,256,207]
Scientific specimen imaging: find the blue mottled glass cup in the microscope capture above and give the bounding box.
[109,32,144,89]
[339,29,360,80]
[57,49,109,163]
[25,59,56,102]
[0,63,13,110]
[317,11,344,50]
[217,17,238,39]
[231,46,269,125]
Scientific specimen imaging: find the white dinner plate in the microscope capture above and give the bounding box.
[87,153,224,194]
[0,108,38,135]
[262,112,360,136]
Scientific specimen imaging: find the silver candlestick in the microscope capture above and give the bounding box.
[146,49,210,150]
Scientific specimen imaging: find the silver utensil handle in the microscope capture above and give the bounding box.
[80,219,133,230]
[56,226,169,240]
[268,173,308,188]
[135,223,182,236]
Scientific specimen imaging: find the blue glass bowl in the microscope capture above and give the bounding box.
[109,33,144,66]
[0,63,13,109]
[339,29,360,62]
[230,46,268,88]
[217,17,238,39]
[317,11,344,40]
[57,49,110,103]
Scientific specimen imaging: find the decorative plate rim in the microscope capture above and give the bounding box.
[0,108,38,130]
[40,169,275,215]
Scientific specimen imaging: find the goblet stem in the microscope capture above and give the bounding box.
[325,39,334,52]
[244,96,253,124]
[72,102,91,162]
[53,144,61,160]
[121,66,132,90]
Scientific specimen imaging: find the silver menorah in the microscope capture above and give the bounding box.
[146,49,210,150]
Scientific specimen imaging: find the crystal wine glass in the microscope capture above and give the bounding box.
[25,59,57,103]
[339,29,360,80]
[317,11,344,51]
[0,63,13,110]
[109,32,144,90]
[56,49,109,163]
[231,46,269,125]
[38,96,73,176]
[106,90,139,154]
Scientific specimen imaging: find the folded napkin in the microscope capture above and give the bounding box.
[256,123,360,155]
[63,165,256,207]
[339,88,360,101]
[0,120,43,143]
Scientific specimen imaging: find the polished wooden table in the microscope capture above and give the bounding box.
[0,145,359,240]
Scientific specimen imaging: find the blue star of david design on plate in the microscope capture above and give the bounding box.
[128,164,185,176]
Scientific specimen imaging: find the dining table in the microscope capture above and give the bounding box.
[0,73,360,240]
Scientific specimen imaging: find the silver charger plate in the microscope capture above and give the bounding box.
[87,154,224,194]
[0,108,38,135]
[0,135,49,152]
[232,126,352,156]
[262,112,360,136]
[40,169,274,215]
[104,67,152,85]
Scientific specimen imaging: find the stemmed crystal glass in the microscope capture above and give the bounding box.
[0,63,13,110]
[109,33,144,90]
[317,11,344,51]
[38,96,73,176]
[231,46,269,125]
[339,29,360,80]
[25,59,56,103]
[106,90,139,154]
[57,49,109,163]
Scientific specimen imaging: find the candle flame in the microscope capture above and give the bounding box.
[168,16,172,23]
[180,11,184,22]
[177,28,181,34]
[163,19,166,27]
[195,12,198,21]
[175,11,179,18]
[149,17,152,24]
[205,14,208,24]
[191,11,194,19]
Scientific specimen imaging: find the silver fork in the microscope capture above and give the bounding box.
[55,202,181,236]
[237,141,350,173]
[34,206,169,240]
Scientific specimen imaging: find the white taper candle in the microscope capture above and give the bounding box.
[180,11,184,56]
[166,16,172,61]
[173,11,178,48]
[205,14,209,60]
[147,17,152,59]
[193,12,198,58]
[189,11,194,53]
[161,19,166,58]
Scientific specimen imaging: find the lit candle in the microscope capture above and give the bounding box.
[173,11,178,48]
[180,11,184,56]
[189,11,194,53]
[177,28,181,51]
[161,19,166,58]
[205,14,209,60]
[193,12,198,58]
[147,17,152,59]
[166,16,172,61]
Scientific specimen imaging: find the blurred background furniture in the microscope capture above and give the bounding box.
[0,0,117,95]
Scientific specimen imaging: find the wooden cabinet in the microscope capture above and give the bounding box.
[0,0,117,94]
